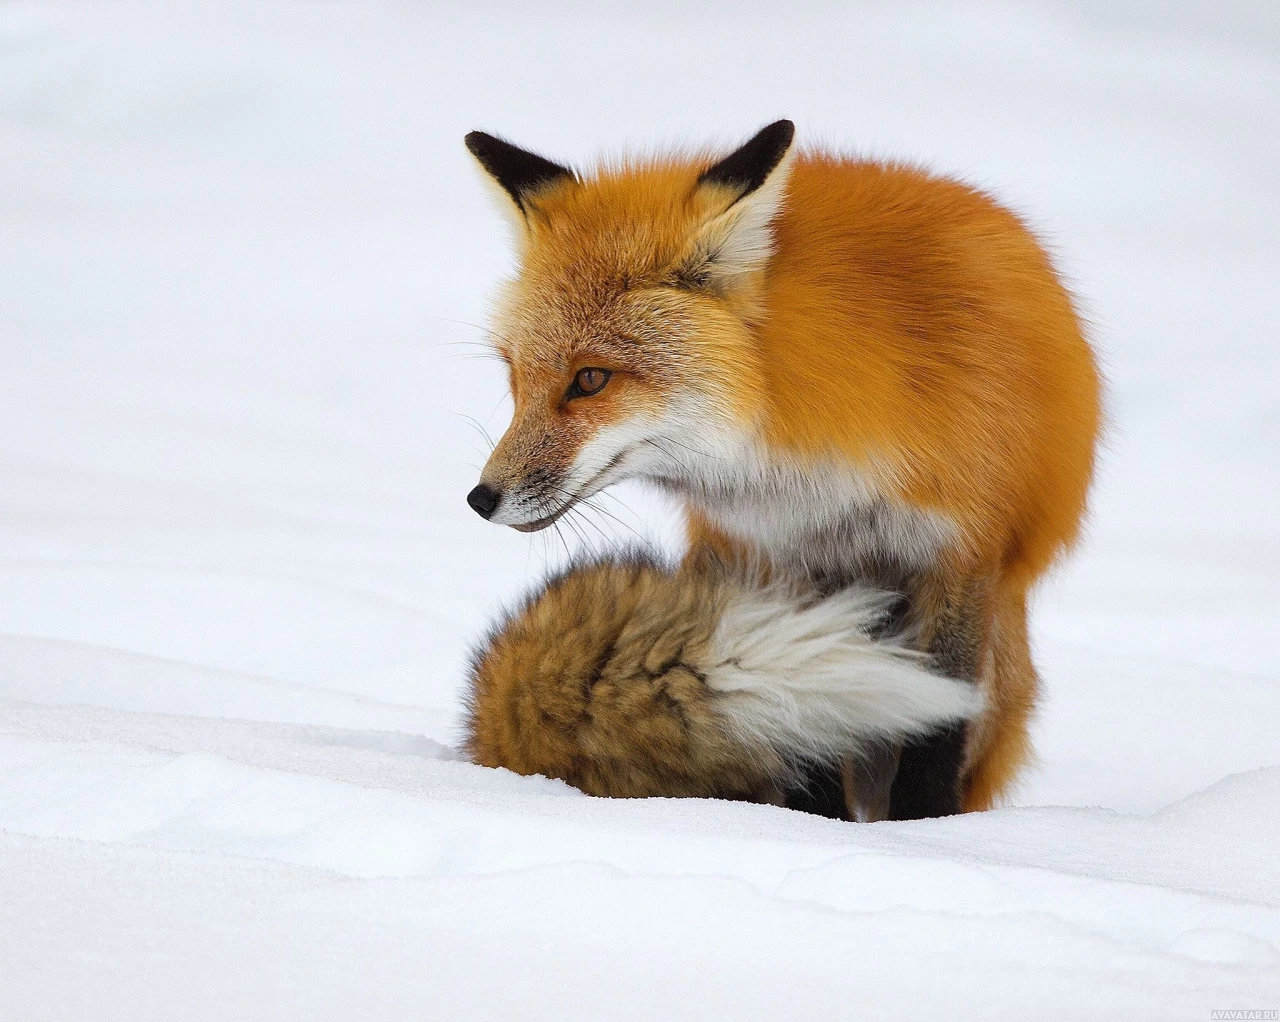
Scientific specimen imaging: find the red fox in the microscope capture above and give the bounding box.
[463,120,1102,819]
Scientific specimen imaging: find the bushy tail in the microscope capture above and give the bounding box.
[465,552,979,800]
[707,585,981,772]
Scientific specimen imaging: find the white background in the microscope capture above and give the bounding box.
[2,2,1278,1018]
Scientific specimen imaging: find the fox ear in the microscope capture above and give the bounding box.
[465,131,575,230]
[679,120,796,291]
[698,119,795,206]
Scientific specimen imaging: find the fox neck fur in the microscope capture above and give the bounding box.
[642,426,960,588]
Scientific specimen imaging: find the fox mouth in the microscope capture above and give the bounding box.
[510,505,571,533]
[506,448,632,533]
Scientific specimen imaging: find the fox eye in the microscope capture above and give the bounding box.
[568,367,612,399]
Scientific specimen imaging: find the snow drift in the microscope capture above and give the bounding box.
[1,2,1277,1019]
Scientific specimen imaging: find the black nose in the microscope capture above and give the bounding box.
[467,483,500,519]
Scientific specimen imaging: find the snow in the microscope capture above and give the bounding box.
[2,1,1278,1018]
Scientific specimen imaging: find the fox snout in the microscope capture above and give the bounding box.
[465,468,574,533]
[466,369,667,532]
[465,483,500,520]
[467,415,586,532]
[465,390,720,531]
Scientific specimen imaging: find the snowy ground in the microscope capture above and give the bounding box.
[2,2,1279,1018]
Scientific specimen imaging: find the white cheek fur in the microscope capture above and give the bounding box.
[612,399,960,575]
[497,390,958,577]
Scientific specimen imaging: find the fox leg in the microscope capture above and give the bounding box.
[685,510,993,820]
[887,570,994,820]
[838,589,911,821]
[800,570,1001,821]
[795,566,986,822]
[841,742,901,821]
[961,587,1037,811]
[784,762,851,819]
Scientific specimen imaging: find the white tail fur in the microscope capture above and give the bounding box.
[706,585,982,769]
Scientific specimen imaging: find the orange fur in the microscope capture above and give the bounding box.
[466,556,783,802]
[761,157,1099,588]
[472,127,1102,812]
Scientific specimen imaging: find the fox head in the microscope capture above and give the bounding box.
[464,120,795,530]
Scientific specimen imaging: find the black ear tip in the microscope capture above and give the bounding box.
[752,119,796,161]
[698,119,797,196]
[464,131,496,158]
[764,119,796,145]
[464,131,575,211]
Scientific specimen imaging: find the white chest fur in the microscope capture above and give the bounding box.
[645,437,957,583]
